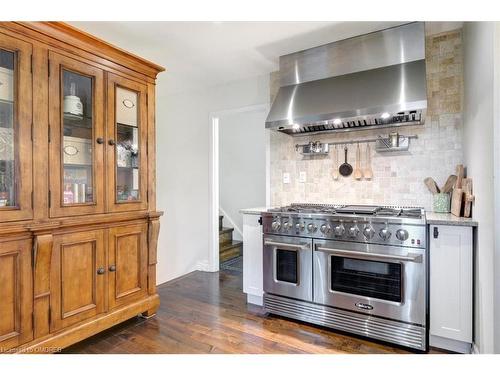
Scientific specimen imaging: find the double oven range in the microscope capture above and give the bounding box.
[262,204,428,351]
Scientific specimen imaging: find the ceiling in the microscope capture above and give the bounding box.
[70,22,457,95]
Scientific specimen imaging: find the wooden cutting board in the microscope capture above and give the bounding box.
[463,178,474,218]
[451,164,464,217]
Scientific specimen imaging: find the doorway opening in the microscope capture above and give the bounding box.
[209,104,270,272]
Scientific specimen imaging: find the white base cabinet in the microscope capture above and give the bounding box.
[429,224,473,353]
[242,213,263,306]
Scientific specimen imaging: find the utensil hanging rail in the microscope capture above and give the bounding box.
[295,134,418,149]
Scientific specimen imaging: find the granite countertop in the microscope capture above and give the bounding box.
[426,212,478,227]
[239,207,274,215]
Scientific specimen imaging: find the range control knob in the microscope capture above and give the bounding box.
[396,229,409,241]
[271,221,281,231]
[363,225,375,239]
[307,223,317,233]
[379,227,392,241]
[283,221,292,231]
[295,222,305,232]
[320,224,332,234]
[334,223,345,237]
[348,225,360,238]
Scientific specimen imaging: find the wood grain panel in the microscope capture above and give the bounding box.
[33,233,54,338]
[0,239,32,351]
[51,230,105,332]
[115,233,141,298]
[108,223,147,310]
[61,241,95,316]
[0,254,17,338]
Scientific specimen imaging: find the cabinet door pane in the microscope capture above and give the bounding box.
[107,73,147,212]
[0,49,16,208]
[116,87,140,202]
[49,51,104,218]
[0,33,32,222]
[62,70,94,205]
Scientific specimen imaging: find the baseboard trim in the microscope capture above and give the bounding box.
[16,294,160,354]
[430,334,472,354]
[196,260,211,272]
[472,343,480,354]
[246,294,263,306]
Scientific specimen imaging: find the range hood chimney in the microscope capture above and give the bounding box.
[266,22,427,136]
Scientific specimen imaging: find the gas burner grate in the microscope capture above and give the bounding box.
[375,208,402,217]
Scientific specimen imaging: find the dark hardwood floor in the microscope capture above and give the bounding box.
[63,268,442,354]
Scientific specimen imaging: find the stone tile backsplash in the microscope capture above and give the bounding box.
[270,29,464,211]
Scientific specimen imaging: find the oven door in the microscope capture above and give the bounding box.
[313,239,426,325]
[263,234,313,302]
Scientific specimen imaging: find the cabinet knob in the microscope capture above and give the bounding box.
[108,139,116,146]
[97,267,105,275]
[109,265,116,272]
[96,137,104,144]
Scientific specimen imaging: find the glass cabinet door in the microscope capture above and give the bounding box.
[49,52,104,217]
[106,73,148,212]
[0,33,33,222]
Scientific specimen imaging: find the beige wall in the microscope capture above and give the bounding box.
[269,29,464,210]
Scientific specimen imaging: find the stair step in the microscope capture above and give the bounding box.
[219,240,243,263]
[219,227,234,245]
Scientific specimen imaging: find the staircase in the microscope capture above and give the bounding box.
[219,215,243,263]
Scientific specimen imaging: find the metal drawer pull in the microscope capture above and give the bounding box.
[315,246,422,263]
[109,265,116,272]
[264,240,309,250]
[96,267,105,275]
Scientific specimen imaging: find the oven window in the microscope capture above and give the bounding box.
[276,249,298,284]
[331,256,402,302]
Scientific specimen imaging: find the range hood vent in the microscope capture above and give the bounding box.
[266,22,427,136]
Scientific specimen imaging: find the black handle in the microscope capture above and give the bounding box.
[109,265,116,272]
[344,147,348,163]
[96,137,104,144]
[97,267,105,275]
[108,139,116,146]
[258,217,263,225]
[433,227,439,239]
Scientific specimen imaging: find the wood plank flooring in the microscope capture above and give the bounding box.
[63,268,443,354]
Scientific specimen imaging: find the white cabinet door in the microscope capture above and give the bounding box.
[430,225,473,343]
[242,214,263,305]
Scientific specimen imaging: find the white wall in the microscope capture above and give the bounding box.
[494,22,500,355]
[156,74,269,284]
[462,22,496,354]
[219,109,267,240]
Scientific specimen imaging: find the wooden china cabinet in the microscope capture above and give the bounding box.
[0,22,164,353]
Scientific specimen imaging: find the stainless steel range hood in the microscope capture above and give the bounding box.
[266,22,427,136]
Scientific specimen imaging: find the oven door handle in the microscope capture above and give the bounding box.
[315,246,422,263]
[264,240,310,250]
